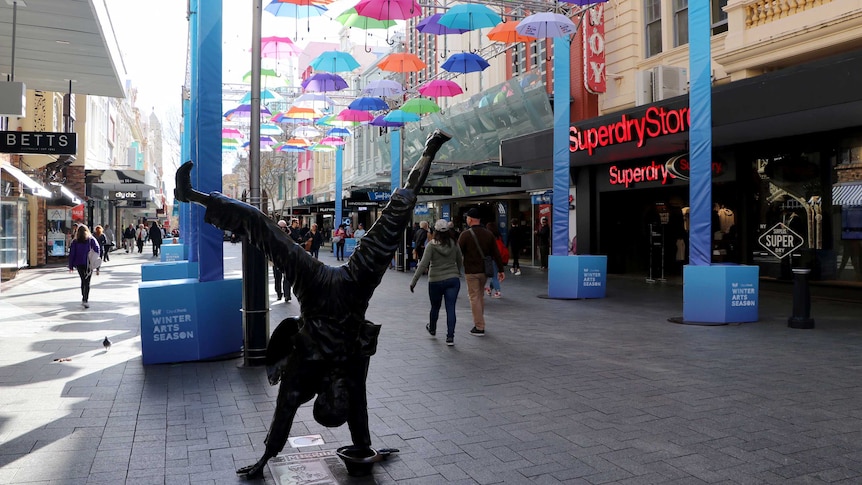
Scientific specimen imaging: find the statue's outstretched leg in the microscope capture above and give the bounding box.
[174,161,210,206]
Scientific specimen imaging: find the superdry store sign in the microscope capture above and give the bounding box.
[570,106,690,155]
[603,155,729,191]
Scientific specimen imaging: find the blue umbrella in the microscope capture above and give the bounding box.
[438,4,502,31]
[326,127,352,137]
[264,1,327,18]
[310,51,361,73]
[370,114,404,127]
[383,110,420,123]
[239,89,283,104]
[348,96,390,111]
[302,73,349,92]
[416,13,468,35]
[441,52,490,73]
[279,145,307,153]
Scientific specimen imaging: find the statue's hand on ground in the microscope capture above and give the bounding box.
[236,456,269,480]
[174,161,210,205]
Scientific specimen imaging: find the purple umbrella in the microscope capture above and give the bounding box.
[370,114,404,127]
[302,73,349,92]
[416,13,468,35]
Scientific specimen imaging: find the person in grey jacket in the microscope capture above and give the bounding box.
[410,219,464,346]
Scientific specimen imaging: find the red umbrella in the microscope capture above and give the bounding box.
[417,79,463,98]
[354,0,421,21]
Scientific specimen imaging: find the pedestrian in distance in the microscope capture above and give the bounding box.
[93,225,108,272]
[484,222,505,299]
[103,224,115,260]
[123,224,136,253]
[412,221,429,268]
[67,225,100,309]
[135,224,146,253]
[537,216,551,270]
[457,208,505,336]
[410,219,463,346]
[306,223,324,259]
[333,224,347,261]
[149,221,163,257]
[507,218,526,275]
[273,220,291,302]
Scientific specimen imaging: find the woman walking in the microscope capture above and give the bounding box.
[409,219,463,346]
[149,221,163,257]
[93,225,108,273]
[333,224,347,261]
[68,225,100,309]
[306,223,324,259]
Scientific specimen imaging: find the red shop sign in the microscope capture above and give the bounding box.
[583,5,606,94]
[570,106,690,155]
[71,203,85,221]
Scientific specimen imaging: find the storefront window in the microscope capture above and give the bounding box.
[0,199,28,268]
[832,138,862,282]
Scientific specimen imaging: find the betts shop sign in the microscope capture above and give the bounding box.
[1,131,77,155]
[570,106,690,155]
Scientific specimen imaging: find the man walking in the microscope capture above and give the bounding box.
[273,220,291,302]
[123,224,135,253]
[507,219,526,275]
[457,208,505,336]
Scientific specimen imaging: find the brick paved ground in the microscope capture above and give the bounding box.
[1,242,861,484]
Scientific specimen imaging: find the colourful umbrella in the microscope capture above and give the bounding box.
[264,1,327,18]
[400,98,440,115]
[286,106,323,119]
[383,110,420,123]
[293,92,336,109]
[326,127,352,137]
[222,137,241,146]
[310,51,361,73]
[239,89,283,104]
[487,20,534,44]
[348,96,389,111]
[285,138,311,147]
[310,144,338,152]
[361,79,404,97]
[279,145,308,153]
[315,114,337,126]
[320,136,347,146]
[516,12,577,38]
[336,7,397,29]
[242,68,287,85]
[222,128,244,138]
[370,114,404,127]
[260,123,284,136]
[336,109,374,123]
[292,126,321,138]
[224,105,273,121]
[260,36,302,59]
[441,52,490,73]
[354,0,421,21]
[302,72,349,92]
[417,79,463,98]
[377,52,426,73]
[416,13,469,35]
[438,4,502,31]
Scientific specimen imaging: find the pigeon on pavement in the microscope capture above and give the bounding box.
[103,336,112,351]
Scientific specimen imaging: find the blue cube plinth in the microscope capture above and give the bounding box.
[141,261,199,282]
[548,255,607,299]
[139,277,242,365]
[160,243,187,262]
[344,238,356,257]
[683,264,759,323]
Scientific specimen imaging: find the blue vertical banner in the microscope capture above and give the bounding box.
[335,147,343,233]
[552,36,570,257]
[390,129,401,190]
[688,2,712,266]
[187,0,200,266]
[196,0,224,282]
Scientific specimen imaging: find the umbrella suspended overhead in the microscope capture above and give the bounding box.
[285,138,312,147]
[239,89,283,104]
[336,7,397,29]
[315,114,337,126]
[285,106,323,120]
[310,51,361,73]
[370,114,404,127]
[320,136,346,146]
[222,137,241,146]
[325,127,352,137]
[279,145,308,153]
[415,13,469,35]
[487,20,535,44]
[222,128,244,138]
[310,144,338,152]
[293,92,336,109]
[377,52,426,73]
[383,110,420,123]
[438,4,502,31]
[348,96,389,111]
[224,105,273,121]
[400,98,441,115]
[260,36,302,59]
[441,52,490,73]
[516,12,578,38]
[302,72,349,92]
[242,68,287,85]
[336,109,375,123]
[259,123,284,136]
[354,0,421,21]
[292,126,321,138]
[264,0,327,18]
[361,79,404,97]
[417,79,463,98]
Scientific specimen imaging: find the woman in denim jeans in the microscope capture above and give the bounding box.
[409,219,464,346]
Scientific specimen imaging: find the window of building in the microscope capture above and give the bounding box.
[712,0,728,34]
[673,0,688,47]
[645,0,662,57]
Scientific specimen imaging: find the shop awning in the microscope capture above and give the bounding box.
[47,183,83,206]
[1,162,52,198]
[833,183,862,207]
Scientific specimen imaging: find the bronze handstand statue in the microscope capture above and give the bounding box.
[174,129,452,479]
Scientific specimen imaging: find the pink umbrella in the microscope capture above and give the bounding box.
[320,136,346,146]
[336,109,374,123]
[417,79,463,98]
[222,128,244,138]
[260,36,302,59]
[354,0,421,21]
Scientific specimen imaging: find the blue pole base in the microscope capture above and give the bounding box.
[682,264,759,324]
[547,255,607,299]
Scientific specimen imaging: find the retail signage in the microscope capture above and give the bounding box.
[71,203,85,221]
[349,190,391,201]
[570,106,690,155]
[583,4,606,94]
[463,175,521,187]
[417,186,453,195]
[343,200,384,208]
[758,222,804,259]
[665,154,726,181]
[0,131,77,155]
[531,191,552,205]
[607,156,726,189]
[108,190,142,200]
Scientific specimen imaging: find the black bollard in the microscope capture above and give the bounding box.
[788,268,815,329]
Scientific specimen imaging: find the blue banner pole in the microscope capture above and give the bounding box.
[688,2,712,266]
[187,0,200,266]
[335,147,343,229]
[390,129,401,190]
[552,36,570,257]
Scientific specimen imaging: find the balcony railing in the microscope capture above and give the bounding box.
[745,0,833,28]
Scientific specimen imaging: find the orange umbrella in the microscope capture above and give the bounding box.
[377,52,426,73]
[487,20,534,43]
[285,106,322,119]
[285,138,312,147]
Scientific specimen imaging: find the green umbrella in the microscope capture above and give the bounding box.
[337,7,397,29]
[242,68,288,86]
[400,98,441,115]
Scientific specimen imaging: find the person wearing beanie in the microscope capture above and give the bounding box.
[409,219,463,346]
[457,208,505,336]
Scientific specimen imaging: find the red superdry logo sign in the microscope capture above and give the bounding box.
[570,106,690,155]
[584,5,605,94]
